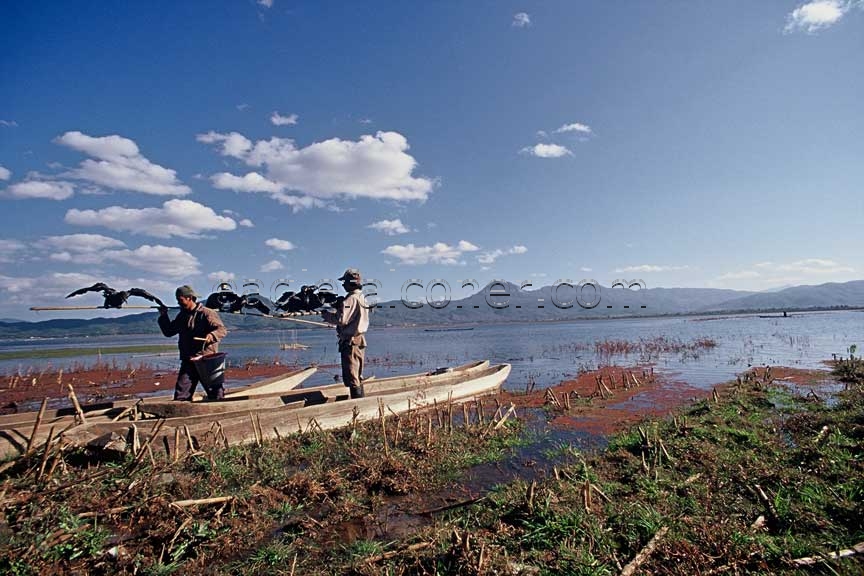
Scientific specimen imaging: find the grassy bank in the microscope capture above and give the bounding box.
[1,367,861,574]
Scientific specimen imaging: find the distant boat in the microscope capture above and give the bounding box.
[278,329,309,350]
[424,327,475,332]
[279,342,310,350]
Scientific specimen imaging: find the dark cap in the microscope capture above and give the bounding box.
[338,268,362,284]
[175,285,199,298]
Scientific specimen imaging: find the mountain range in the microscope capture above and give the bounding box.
[2,280,863,338]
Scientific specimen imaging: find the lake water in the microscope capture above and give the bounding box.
[0,310,859,391]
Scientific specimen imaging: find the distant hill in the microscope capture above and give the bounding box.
[1,279,862,338]
[0,311,302,339]
[701,280,864,312]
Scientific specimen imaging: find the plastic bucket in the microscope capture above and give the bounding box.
[191,352,227,388]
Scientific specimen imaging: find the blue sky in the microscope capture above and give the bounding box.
[1,1,863,319]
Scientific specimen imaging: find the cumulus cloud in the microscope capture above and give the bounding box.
[512,12,531,27]
[521,143,572,158]
[477,245,528,265]
[0,166,10,181]
[785,1,852,33]
[261,259,284,272]
[105,244,200,278]
[35,234,126,263]
[6,179,75,200]
[239,218,254,227]
[367,219,410,236]
[65,199,237,239]
[199,130,434,205]
[265,238,295,251]
[55,131,190,195]
[381,240,479,266]
[0,239,27,263]
[555,122,593,135]
[614,264,692,273]
[271,112,298,126]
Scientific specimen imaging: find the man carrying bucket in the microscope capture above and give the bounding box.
[321,269,369,399]
[158,285,228,401]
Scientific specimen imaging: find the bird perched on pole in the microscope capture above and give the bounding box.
[65,283,167,309]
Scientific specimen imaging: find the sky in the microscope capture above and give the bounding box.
[1,1,863,320]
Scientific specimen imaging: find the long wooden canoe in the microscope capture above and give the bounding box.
[63,363,510,451]
[136,361,489,419]
[0,366,317,459]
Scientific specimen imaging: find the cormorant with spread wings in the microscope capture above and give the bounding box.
[65,283,167,309]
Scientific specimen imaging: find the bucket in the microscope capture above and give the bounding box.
[191,352,227,388]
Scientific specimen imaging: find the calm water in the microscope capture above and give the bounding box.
[1,310,860,391]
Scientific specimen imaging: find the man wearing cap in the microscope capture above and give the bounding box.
[321,269,369,399]
[158,285,228,401]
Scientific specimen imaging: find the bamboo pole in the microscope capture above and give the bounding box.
[30,305,163,311]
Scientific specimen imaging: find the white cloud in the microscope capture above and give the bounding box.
[381,240,479,266]
[236,103,250,111]
[521,143,572,158]
[580,267,593,272]
[271,112,298,126]
[0,166,10,181]
[211,171,281,193]
[555,122,593,135]
[512,12,531,27]
[208,271,236,282]
[368,219,410,236]
[258,0,273,7]
[104,244,200,278]
[614,265,692,273]
[265,238,296,251]
[0,239,27,263]
[785,1,851,33]
[239,218,254,227]
[199,130,434,203]
[0,120,17,127]
[196,131,253,158]
[6,179,75,200]
[477,245,528,265]
[261,259,284,272]
[358,118,374,125]
[65,199,237,238]
[55,131,190,196]
[36,234,126,263]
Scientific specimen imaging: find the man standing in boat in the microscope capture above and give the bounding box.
[158,285,228,401]
[322,269,369,399]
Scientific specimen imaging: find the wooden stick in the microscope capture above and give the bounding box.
[26,397,49,454]
[66,384,87,424]
[110,400,142,422]
[30,305,162,311]
[792,541,864,566]
[170,496,235,508]
[37,426,56,481]
[620,526,669,576]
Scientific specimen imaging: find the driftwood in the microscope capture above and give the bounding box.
[620,526,669,576]
[791,541,864,566]
[170,496,235,508]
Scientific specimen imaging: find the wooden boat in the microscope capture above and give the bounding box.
[63,363,510,451]
[0,366,317,459]
[129,360,490,419]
